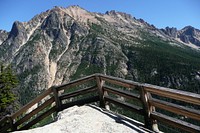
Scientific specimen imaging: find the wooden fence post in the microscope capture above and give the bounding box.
[95,75,105,108]
[3,115,17,132]
[140,86,159,132]
[104,91,110,111]
[7,115,16,132]
[52,86,62,111]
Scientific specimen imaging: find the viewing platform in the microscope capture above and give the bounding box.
[0,74,199,133]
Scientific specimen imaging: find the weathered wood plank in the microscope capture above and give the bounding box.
[52,86,62,111]
[104,95,143,115]
[11,88,52,119]
[1,73,199,133]
[61,96,99,110]
[60,85,97,100]
[139,86,152,130]
[149,98,200,121]
[96,75,105,108]
[19,106,56,131]
[100,74,200,105]
[151,112,200,133]
[56,74,96,91]
[15,97,55,127]
[7,116,16,131]
[103,85,141,101]
[143,84,200,105]
[139,86,160,132]
[99,74,139,89]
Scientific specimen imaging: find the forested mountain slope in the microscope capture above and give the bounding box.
[0,6,200,105]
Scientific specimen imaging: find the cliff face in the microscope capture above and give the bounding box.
[0,6,200,105]
[161,26,200,47]
[0,30,8,45]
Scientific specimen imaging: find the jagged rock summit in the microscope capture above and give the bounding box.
[0,5,200,106]
[12,105,148,133]
[161,26,200,48]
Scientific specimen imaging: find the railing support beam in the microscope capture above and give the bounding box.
[95,75,105,108]
[52,86,62,112]
[140,86,159,132]
[8,115,16,131]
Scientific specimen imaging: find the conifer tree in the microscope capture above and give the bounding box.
[0,64,18,118]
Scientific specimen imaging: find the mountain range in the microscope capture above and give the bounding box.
[0,5,200,105]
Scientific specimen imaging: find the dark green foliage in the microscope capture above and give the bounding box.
[18,65,41,105]
[0,64,18,117]
[90,23,104,34]
[70,61,103,80]
[124,36,200,93]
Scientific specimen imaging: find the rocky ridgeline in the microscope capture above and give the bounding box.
[161,26,200,46]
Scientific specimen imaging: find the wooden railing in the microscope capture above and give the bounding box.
[0,74,199,133]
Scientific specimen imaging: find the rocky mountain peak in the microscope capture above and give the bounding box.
[8,21,27,39]
[50,5,98,24]
[180,26,199,36]
[178,26,200,46]
[161,27,178,38]
[182,25,194,30]
[160,26,200,47]
[105,10,117,16]
[1,5,200,106]
[67,5,85,10]
[50,5,85,14]
[0,30,8,34]
[105,10,133,20]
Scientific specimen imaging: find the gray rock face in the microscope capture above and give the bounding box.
[0,30,9,45]
[0,6,200,105]
[161,27,178,38]
[161,26,200,46]
[178,26,200,46]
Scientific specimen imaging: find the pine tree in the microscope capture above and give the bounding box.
[0,64,18,118]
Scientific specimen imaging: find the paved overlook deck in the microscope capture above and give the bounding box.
[0,74,200,133]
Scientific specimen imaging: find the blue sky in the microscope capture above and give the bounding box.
[0,0,199,31]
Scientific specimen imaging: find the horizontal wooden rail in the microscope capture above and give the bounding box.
[151,112,200,133]
[60,85,97,100]
[19,106,56,130]
[103,85,141,101]
[104,96,143,115]
[0,73,199,133]
[15,97,55,127]
[11,88,52,119]
[99,74,140,89]
[61,96,99,110]
[143,84,200,105]
[149,98,200,121]
[56,74,96,91]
